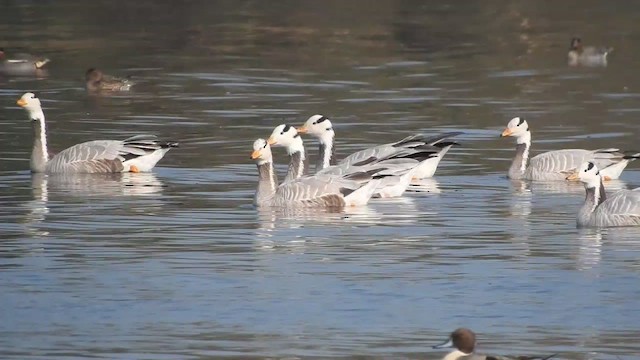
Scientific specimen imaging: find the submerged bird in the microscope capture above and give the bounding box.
[250,138,379,207]
[0,47,50,74]
[297,114,461,179]
[567,161,640,227]
[567,37,612,67]
[433,328,556,360]
[85,68,134,92]
[267,124,438,198]
[16,92,177,174]
[501,116,638,181]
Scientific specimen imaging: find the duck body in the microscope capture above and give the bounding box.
[433,328,556,360]
[85,68,134,92]
[567,37,612,67]
[0,48,50,74]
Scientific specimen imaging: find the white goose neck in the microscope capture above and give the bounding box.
[516,130,531,145]
[286,136,306,159]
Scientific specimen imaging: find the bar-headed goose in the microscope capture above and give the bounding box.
[297,114,461,179]
[17,92,177,174]
[268,124,438,198]
[567,161,640,228]
[568,37,612,67]
[501,116,638,181]
[433,328,556,360]
[250,138,379,207]
[85,68,134,92]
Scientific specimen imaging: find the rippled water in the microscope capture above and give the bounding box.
[2,1,640,359]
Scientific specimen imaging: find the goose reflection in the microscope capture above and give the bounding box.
[22,173,165,237]
[576,228,603,271]
[33,172,165,197]
[408,177,441,194]
[510,178,628,195]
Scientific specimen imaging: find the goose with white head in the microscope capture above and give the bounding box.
[501,116,639,181]
[433,328,556,360]
[17,92,178,174]
[567,161,640,227]
[267,124,306,183]
[268,123,440,198]
[250,138,379,207]
[297,114,462,179]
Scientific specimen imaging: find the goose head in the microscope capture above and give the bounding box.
[16,92,43,120]
[250,138,273,165]
[297,114,335,143]
[501,116,530,144]
[267,124,304,155]
[567,161,601,188]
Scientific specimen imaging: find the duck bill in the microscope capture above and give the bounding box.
[432,338,454,349]
[16,99,27,107]
[566,172,579,181]
[296,126,308,134]
[250,150,261,159]
[501,128,513,137]
[267,136,277,146]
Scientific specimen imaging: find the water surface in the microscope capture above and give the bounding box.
[1,1,640,359]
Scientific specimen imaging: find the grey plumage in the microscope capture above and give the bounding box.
[251,138,377,207]
[502,117,636,180]
[17,92,177,174]
[570,161,640,227]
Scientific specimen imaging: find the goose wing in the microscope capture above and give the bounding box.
[529,149,618,174]
[338,132,460,167]
[594,189,640,225]
[46,135,176,173]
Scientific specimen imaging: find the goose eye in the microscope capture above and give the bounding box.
[312,121,317,125]
[280,131,284,135]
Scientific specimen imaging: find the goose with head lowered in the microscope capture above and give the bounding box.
[501,116,639,181]
[17,92,177,174]
[296,114,462,179]
[267,124,439,198]
[567,161,640,228]
[250,138,380,207]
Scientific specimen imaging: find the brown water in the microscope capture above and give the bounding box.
[1,1,640,359]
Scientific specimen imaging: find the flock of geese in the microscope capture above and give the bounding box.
[3,36,631,359]
[13,81,640,231]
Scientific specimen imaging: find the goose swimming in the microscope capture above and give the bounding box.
[296,114,461,179]
[17,92,177,174]
[250,138,379,207]
[433,328,556,360]
[501,116,638,181]
[567,161,640,227]
[267,124,438,198]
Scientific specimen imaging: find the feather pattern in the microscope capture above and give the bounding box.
[17,92,177,174]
